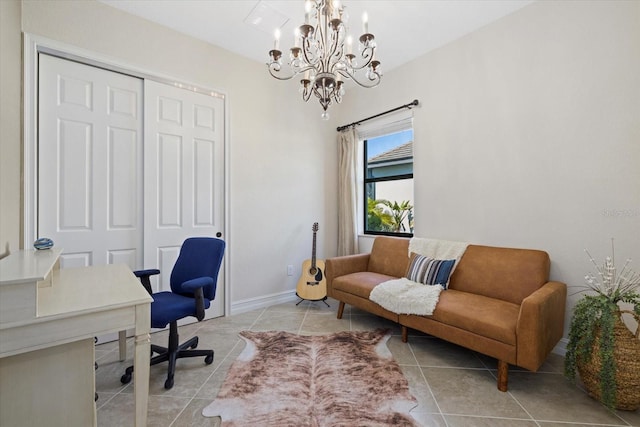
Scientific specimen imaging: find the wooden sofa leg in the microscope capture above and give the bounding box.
[401,326,408,343]
[337,301,345,319]
[497,360,508,392]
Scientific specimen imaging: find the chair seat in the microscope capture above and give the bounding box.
[151,292,211,328]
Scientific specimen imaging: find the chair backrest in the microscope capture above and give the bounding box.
[170,237,225,300]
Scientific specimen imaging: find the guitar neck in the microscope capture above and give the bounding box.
[311,230,317,268]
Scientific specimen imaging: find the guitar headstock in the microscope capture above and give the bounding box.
[312,222,319,232]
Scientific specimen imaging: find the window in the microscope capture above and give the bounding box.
[364,129,414,236]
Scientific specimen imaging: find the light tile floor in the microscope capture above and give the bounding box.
[95,298,640,427]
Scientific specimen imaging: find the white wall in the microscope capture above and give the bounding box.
[3,0,339,311]
[340,0,640,341]
[0,0,22,259]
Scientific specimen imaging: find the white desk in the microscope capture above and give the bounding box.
[0,249,153,427]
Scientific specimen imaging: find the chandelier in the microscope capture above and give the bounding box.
[267,0,382,120]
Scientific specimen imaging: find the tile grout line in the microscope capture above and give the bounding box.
[474,351,541,425]
[406,341,450,427]
[169,336,246,427]
[298,301,311,335]
[94,345,126,411]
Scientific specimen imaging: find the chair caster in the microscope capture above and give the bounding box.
[190,337,199,349]
[121,366,134,384]
[164,377,174,389]
[205,354,214,365]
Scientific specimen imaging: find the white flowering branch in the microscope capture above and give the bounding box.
[576,239,640,303]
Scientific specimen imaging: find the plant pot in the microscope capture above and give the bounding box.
[577,310,640,411]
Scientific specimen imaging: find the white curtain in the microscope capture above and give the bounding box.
[337,127,359,256]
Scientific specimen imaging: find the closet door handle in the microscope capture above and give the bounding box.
[216,232,222,238]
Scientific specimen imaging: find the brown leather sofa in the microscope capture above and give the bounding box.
[325,236,567,391]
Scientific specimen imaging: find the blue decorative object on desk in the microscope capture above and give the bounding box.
[34,238,54,250]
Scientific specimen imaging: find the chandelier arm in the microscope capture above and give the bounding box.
[300,37,320,70]
[328,29,343,71]
[338,69,381,89]
[268,60,319,81]
[267,64,297,81]
[347,48,376,71]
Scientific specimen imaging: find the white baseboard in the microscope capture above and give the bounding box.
[230,290,299,315]
[553,338,568,356]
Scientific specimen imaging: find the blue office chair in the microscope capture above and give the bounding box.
[121,237,225,389]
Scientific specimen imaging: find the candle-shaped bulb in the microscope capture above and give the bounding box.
[274,28,281,50]
[362,11,368,33]
[346,35,353,54]
[294,28,301,47]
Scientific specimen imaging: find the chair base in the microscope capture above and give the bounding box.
[120,322,214,390]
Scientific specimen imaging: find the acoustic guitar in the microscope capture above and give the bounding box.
[296,222,327,301]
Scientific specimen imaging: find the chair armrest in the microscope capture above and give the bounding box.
[516,281,567,371]
[134,269,161,278]
[181,277,214,293]
[133,269,161,294]
[182,277,214,321]
[325,253,370,297]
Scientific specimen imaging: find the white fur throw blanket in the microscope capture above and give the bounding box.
[408,237,468,260]
[369,238,469,316]
[370,278,443,316]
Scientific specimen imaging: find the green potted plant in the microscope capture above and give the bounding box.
[564,243,640,410]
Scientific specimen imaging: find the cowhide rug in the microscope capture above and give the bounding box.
[202,329,420,426]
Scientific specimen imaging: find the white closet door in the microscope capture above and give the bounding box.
[143,80,225,319]
[38,54,143,269]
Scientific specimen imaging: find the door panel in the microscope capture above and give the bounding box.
[144,80,225,319]
[38,54,143,270]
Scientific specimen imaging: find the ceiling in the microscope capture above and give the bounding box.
[98,0,534,72]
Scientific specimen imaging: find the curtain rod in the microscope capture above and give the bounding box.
[336,99,419,132]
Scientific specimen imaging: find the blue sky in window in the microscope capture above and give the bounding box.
[367,129,413,159]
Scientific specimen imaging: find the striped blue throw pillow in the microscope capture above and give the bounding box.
[406,253,456,288]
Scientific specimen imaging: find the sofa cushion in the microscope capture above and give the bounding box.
[368,237,410,277]
[449,245,551,305]
[405,253,456,288]
[332,272,397,299]
[431,289,520,345]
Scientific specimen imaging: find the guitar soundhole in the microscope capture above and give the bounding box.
[309,267,318,276]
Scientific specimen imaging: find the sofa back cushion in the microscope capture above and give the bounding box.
[368,237,410,278]
[449,244,550,305]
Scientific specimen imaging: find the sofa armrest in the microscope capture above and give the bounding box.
[325,253,370,297]
[516,281,567,371]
